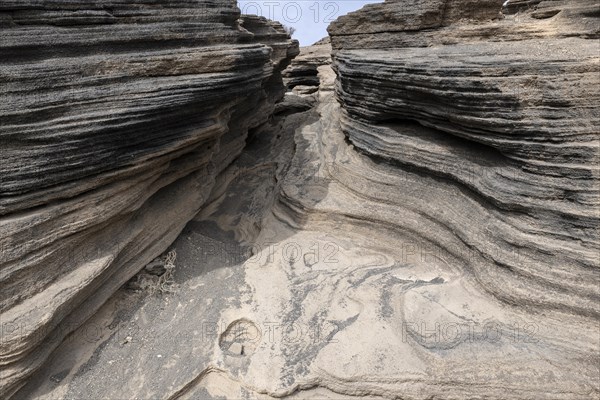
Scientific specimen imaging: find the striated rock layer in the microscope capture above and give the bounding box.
[283,37,332,96]
[328,0,600,318]
[318,0,600,396]
[3,0,600,399]
[0,1,298,397]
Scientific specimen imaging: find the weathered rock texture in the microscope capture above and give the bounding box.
[3,0,600,399]
[0,1,298,397]
[328,0,599,318]
[319,0,600,396]
[283,37,332,96]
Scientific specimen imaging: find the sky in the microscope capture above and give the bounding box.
[238,0,380,46]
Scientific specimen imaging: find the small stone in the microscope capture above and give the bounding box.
[145,259,166,276]
[228,342,243,355]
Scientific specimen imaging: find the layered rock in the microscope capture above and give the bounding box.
[0,1,298,397]
[311,0,599,395]
[3,0,599,399]
[282,37,331,96]
[328,0,599,318]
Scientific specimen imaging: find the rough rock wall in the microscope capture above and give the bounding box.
[2,1,599,399]
[282,37,331,95]
[328,0,599,318]
[0,1,298,397]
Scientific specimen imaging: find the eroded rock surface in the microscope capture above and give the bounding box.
[0,1,298,397]
[328,0,600,319]
[3,0,600,399]
[283,37,332,96]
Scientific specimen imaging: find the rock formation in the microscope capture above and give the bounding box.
[328,0,600,318]
[2,0,599,399]
[0,2,298,397]
[283,37,331,96]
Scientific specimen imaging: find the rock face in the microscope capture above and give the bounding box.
[282,37,332,96]
[328,0,600,318]
[0,1,298,397]
[3,0,600,399]
[319,0,599,396]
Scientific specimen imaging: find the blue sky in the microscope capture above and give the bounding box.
[239,0,380,45]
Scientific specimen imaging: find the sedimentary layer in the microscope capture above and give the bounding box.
[328,0,600,318]
[3,0,599,399]
[283,37,332,95]
[0,2,298,397]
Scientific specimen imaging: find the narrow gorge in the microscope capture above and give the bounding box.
[1,0,599,399]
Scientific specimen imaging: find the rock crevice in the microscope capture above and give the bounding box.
[2,0,599,399]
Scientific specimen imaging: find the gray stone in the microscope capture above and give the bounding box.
[2,0,599,399]
[0,1,298,398]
